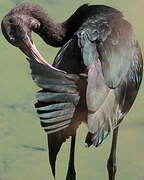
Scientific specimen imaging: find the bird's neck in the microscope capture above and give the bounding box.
[10,3,88,47]
[31,10,66,47]
[31,3,88,47]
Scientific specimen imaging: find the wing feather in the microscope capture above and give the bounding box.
[26,38,87,176]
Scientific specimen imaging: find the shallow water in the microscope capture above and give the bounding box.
[0,0,144,179]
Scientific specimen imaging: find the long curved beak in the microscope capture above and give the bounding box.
[19,35,65,73]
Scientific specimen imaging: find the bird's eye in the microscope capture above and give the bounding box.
[9,19,13,23]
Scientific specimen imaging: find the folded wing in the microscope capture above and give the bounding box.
[76,16,143,147]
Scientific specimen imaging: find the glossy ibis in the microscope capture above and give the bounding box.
[1,3,143,180]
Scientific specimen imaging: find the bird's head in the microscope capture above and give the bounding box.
[1,14,49,66]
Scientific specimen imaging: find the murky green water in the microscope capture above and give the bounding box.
[0,0,144,179]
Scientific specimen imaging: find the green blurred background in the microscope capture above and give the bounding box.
[0,0,144,180]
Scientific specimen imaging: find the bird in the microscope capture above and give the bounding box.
[1,2,143,180]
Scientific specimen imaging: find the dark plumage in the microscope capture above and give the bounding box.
[1,3,143,180]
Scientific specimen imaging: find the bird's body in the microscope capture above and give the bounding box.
[1,3,143,180]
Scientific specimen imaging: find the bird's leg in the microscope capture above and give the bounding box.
[107,127,119,180]
[66,134,76,180]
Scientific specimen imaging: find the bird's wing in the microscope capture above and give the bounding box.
[26,39,87,175]
[27,58,83,135]
[76,16,143,147]
[85,53,142,147]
